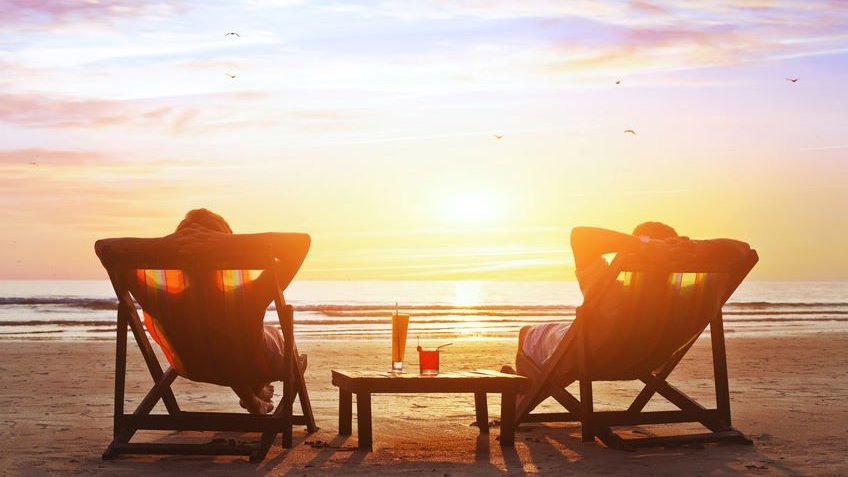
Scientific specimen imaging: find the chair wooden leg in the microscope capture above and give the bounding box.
[113,305,128,438]
[548,382,581,413]
[252,436,275,463]
[295,358,318,433]
[515,383,546,424]
[513,335,561,424]
[579,379,594,442]
[104,306,133,460]
[281,379,294,448]
[596,426,632,451]
[123,299,180,414]
[711,313,732,429]
[628,343,693,413]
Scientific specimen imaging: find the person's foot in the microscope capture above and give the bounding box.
[259,398,274,414]
[238,396,274,415]
[254,383,274,401]
[500,365,516,375]
[234,384,274,415]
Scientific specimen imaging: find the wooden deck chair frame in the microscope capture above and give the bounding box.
[97,241,317,462]
[514,250,758,450]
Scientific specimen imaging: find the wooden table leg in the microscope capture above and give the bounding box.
[356,392,372,451]
[474,392,489,434]
[500,392,516,446]
[339,389,352,436]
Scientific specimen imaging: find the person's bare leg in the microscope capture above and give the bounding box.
[514,325,532,376]
[501,326,530,375]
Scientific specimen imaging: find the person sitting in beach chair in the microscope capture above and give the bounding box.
[504,222,758,449]
[95,208,316,461]
[132,209,308,414]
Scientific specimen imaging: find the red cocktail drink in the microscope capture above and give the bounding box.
[417,347,439,375]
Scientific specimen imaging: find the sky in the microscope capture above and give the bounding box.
[1,0,847,281]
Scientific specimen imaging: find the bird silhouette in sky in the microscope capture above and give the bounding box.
[225,32,240,37]
[615,80,621,85]
[786,78,799,83]
[30,161,39,166]
[494,134,504,140]
[624,129,636,135]
[226,73,238,79]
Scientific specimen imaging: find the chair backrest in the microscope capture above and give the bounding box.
[577,245,758,381]
[95,233,309,386]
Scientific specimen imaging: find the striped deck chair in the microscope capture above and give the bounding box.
[95,233,317,462]
[513,242,758,449]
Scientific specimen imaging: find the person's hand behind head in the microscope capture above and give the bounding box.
[172,223,232,257]
[665,236,695,254]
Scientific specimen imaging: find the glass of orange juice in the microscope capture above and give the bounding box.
[391,312,409,373]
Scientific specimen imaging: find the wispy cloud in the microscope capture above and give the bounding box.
[0,93,185,130]
[0,147,247,234]
[1,0,182,31]
[0,91,362,135]
[0,148,106,166]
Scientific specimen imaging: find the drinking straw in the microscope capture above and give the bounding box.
[437,343,453,350]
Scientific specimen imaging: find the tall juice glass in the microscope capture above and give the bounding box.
[391,313,409,373]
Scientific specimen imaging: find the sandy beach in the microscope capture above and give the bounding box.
[1,332,846,476]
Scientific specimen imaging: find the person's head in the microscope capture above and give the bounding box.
[632,221,678,240]
[176,208,232,234]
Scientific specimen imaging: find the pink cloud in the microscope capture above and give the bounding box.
[0,0,179,29]
[544,25,774,74]
[0,148,232,234]
[628,1,670,16]
[0,148,106,166]
[0,93,147,129]
[0,92,276,133]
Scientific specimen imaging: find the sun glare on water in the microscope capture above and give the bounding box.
[451,281,488,336]
[453,281,483,307]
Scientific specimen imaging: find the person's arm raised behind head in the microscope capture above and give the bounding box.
[94,234,180,264]
[170,228,310,305]
[570,226,643,270]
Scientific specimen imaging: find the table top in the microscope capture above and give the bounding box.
[331,369,528,394]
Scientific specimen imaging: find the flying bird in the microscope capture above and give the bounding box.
[225,32,240,37]
[786,78,799,83]
[624,129,636,135]
[226,73,238,79]
[615,80,621,85]
[494,134,504,140]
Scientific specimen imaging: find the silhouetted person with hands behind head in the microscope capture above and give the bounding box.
[128,208,307,415]
[505,221,750,374]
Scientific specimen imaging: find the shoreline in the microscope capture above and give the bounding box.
[2,324,847,344]
[2,333,847,475]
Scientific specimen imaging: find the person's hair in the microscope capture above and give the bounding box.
[175,208,233,234]
[632,221,678,240]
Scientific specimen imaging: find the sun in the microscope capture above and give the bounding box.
[441,194,501,225]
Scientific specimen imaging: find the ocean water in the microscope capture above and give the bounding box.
[0,280,846,341]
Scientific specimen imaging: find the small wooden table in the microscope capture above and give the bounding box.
[331,369,528,451]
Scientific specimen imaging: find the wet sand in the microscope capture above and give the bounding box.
[1,332,847,476]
